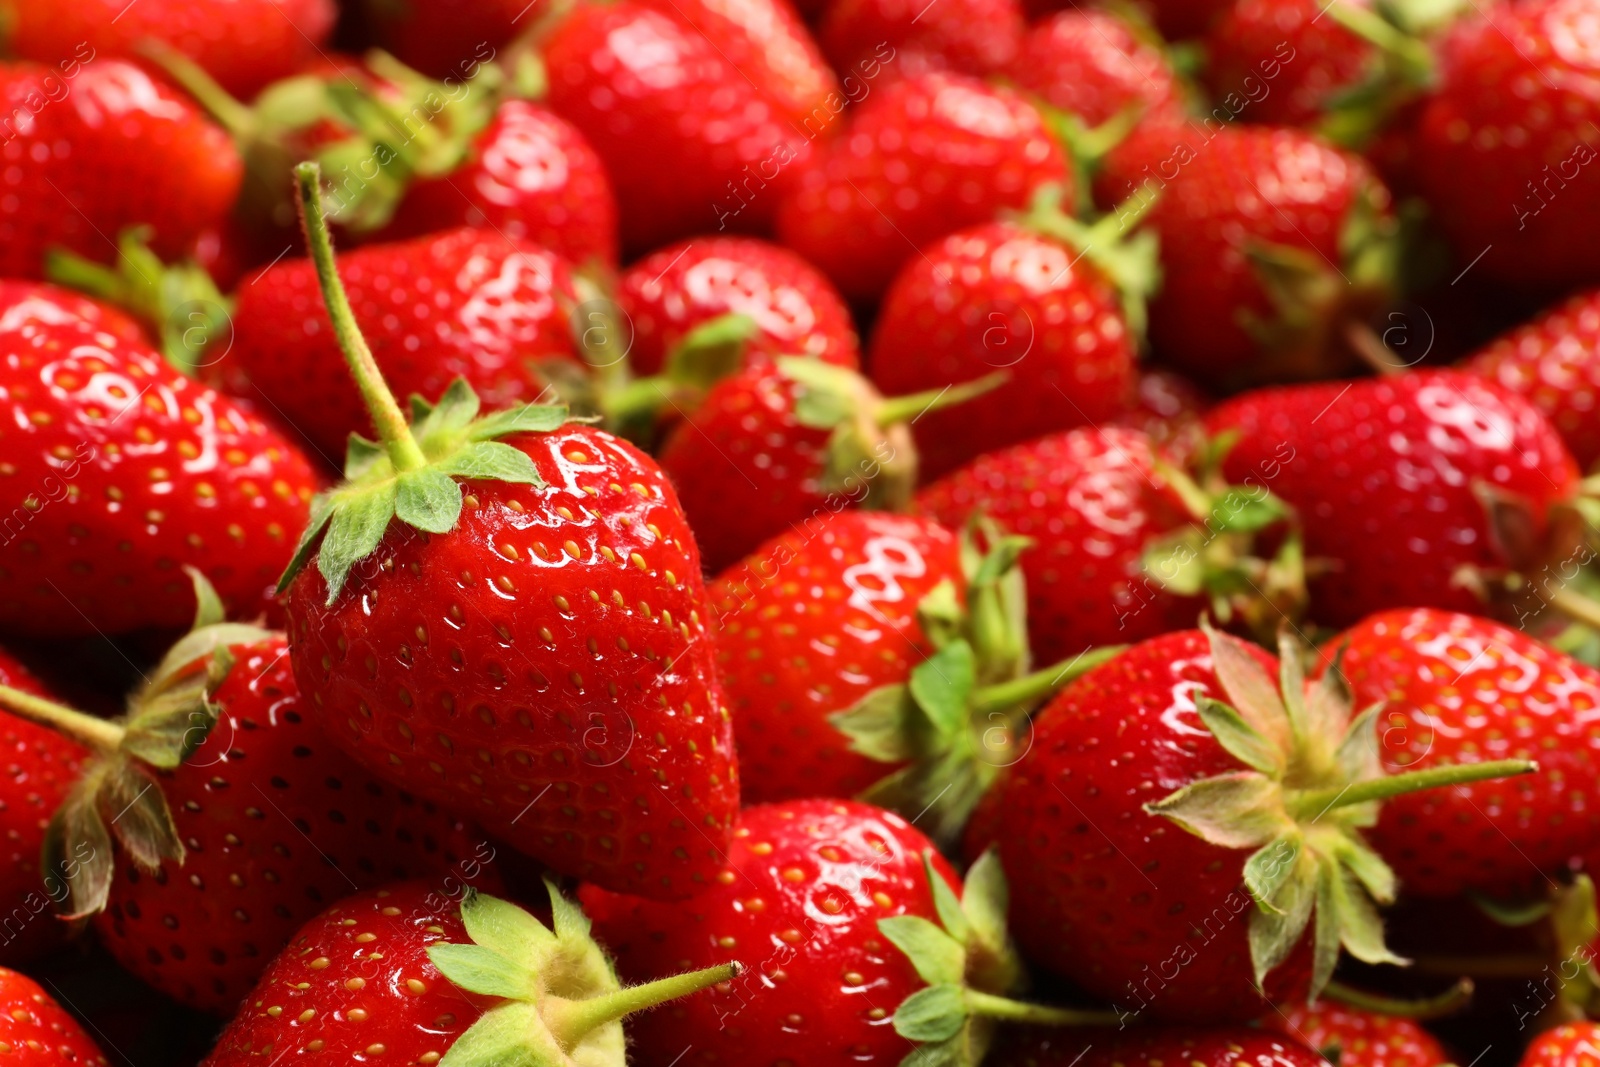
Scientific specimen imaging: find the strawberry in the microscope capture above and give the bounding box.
[966,625,1531,1022]
[581,799,1105,1067]
[0,574,499,1014]
[359,0,531,79]
[0,280,315,636]
[1262,1001,1452,1067]
[1331,608,1600,899]
[541,0,815,254]
[1205,370,1587,628]
[1203,0,1377,131]
[201,880,737,1067]
[867,208,1149,481]
[617,237,862,378]
[1521,1022,1600,1067]
[818,0,1025,89]
[0,966,108,1066]
[1107,369,1211,465]
[0,0,335,99]
[1413,0,1600,289]
[279,162,737,901]
[1000,1026,1326,1067]
[708,510,1112,838]
[1007,8,1185,135]
[1460,287,1600,471]
[658,359,999,573]
[776,72,1074,303]
[0,59,241,280]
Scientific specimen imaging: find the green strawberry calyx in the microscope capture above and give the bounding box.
[1145,621,1537,1001]
[1316,0,1465,148]
[0,570,272,920]
[832,519,1127,844]
[277,161,571,605]
[427,883,738,1067]
[884,850,1119,1067]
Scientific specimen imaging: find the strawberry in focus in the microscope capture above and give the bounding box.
[0,967,108,1067]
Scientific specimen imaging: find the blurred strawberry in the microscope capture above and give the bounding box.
[1008,8,1185,138]
[1264,1002,1452,1067]
[0,967,108,1066]
[819,0,1025,89]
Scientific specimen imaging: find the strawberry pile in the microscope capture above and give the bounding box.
[0,2,1598,1067]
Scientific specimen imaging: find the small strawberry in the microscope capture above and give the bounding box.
[1203,0,1377,131]
[1007,8,1185,135]
[0,574,498,1014]
[0,60,241,279]
[1262,1001,1452,1067]
[1000,1026,1326,1067]
[201,880,737,1067]
[280,162,737,900]
[1521,1022,1600,1067]
[776,72,1074,304]
[0,967,108,1067]
[967,625,1531,1022]
[0,280,315,636]
[1460,287,1600,471]
[818,0,1025,89]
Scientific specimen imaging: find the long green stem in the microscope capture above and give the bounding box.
[547,962,740,1049]
[294,162,427,473]
[875,372,1010,427]
[1290,759,1537,819]
[970,645,1127,715]
[964,990,1122,1027]
[0,685,124,753]
[1322,977,1474,1020]
[1548,585,1600,632]
[138,41,258,140]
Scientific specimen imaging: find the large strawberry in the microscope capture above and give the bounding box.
[1205,370,1587,628]
[776,72,1074,303]
[0,281,314,636]
[818,0,1024,89]
[0,967,108,1067]
[0,575,498,1014]
[280,162,737,900]
[1000,1027,1326,1067]
[967,625,1531,1022]
[1262,1001,1452,1067]
[0,60,241,279]
[201,880,737,1067]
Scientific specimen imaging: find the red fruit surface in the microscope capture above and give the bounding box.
[0,282,315,636]
[966,630,1304,1022]
[1008,9,1184,130]
[361,0,527,79]
[819,0,1025,89]
[1007,1029,1328,1067]
[1107,369,1211,464]
[0,967,108,1067]
[580,799,959,1067]
[1263,1001,1453,1067]
[286,424,737,900]
[776,72,1073,303]
[1521,1022,1600,1067]
[618,237,861,377]
[1206,371,1582,627]
[1204,0,1374,128]
[916,427,1201,666]
[707,512,958,803]
[228,228,581,461]
[869,220,1136,479]
[1461,287,1600,470]
[1331,608,1600,898]
[0,60,241,279]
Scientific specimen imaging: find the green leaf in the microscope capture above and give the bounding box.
[1202,623,1290,755]
[960,849,1009,954]
[545,878,593,942]
[779,357,863,430]
[1276,627,1308,741]
[412,378,481,450]
[1311,856,1341,1001]
[879,916,967,986]
[924,852,969,945]
[395,466,464,534]
[183,567,225,629]
[1142,531,1207,596]
[1247,845,1316,988]
[915,580,966,650]
[1243,836,1302,912]
[1335,704,1384,786]
[426,943,538,1000]
[344,433,385,480]
[1144,771,1293,849]
[42,784,113,920]
[830,685,917,763]
[101,761,184,870]
[899,1037,970,1067]
[275,490,337,594]
[121,680,217,769]
[468,403,569,441]
[666,313,756,387]
[1307,645,1355,742]
[909,640,976,739]
[1209,490,1288,533]
[1195,696,1285,776]
[1329,832,1396,905]
[893,984,968,1042]
[436,441,546,486]
[437,1002,554,1067]
[969,534,1029,589]
[460,889,555,957]
[317,482,398,603]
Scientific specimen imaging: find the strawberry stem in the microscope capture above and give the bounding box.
[874,372,1010,427]
[545,962,741,1049]
[1321,976,1474,1020]
[963,990,1122,1026]
[1288,758,1537,819]
[0,685,124,753]
[1547,585,1600,632]
[969,645,1127,715]
[294,161,427,474]
[138,41,258,141]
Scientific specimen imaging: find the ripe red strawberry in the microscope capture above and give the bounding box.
[1521,1022,1600,1067]
[0,60,241,279]
[542,0,815,254]
[202,880,736,1067]
[776,72,1074,303]
[1331,608,1600,899]
[0,578,499,1014]
[1205,370,1585,628]
[227,226,583,462]
[280,162,737,901]
[818,0,1025,89]
[0,281,315,636]
[618,237,862,377]
[1107,369,1211,464]
[359,0,529,79]
[0,967,108,1066]
[1414,0,1600,289]
[1000,1027,1327,1067]
[868,212,1145,480]
[1460,287,1600,471]
[1262,1001,1452,1067]
[966,625,1530,1022]
[1203,0,1377,130]
[0,0,335,99]
[1007,8,1185,133]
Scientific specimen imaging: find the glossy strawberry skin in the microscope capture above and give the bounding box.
[776,72,1073,304]
[966,630,1303,1023]
[580,799,958,1067]
[0,282,315,636]
[869,220,1136,480]
[0,60,241,279]
[707,513,958,804]
[1204,0,1374,128]
[1414,0,1600,288]
[286,425,737,901]
[542,1,813,254]
[0,966,108,1067]
[1460,287,1600,470]
[819,0,1025,89]
[1262,1001,1452,1067]
[378,100,622,269]
[1521,1022,1600,1067]
[1008,9,1184,130]
[1001,1027,1327,1067]
[1330,609,1600,898]
[916,428,1202,667]
[227,228,581,462]
[1206,371,1582,628]
[200,882,487,1067]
